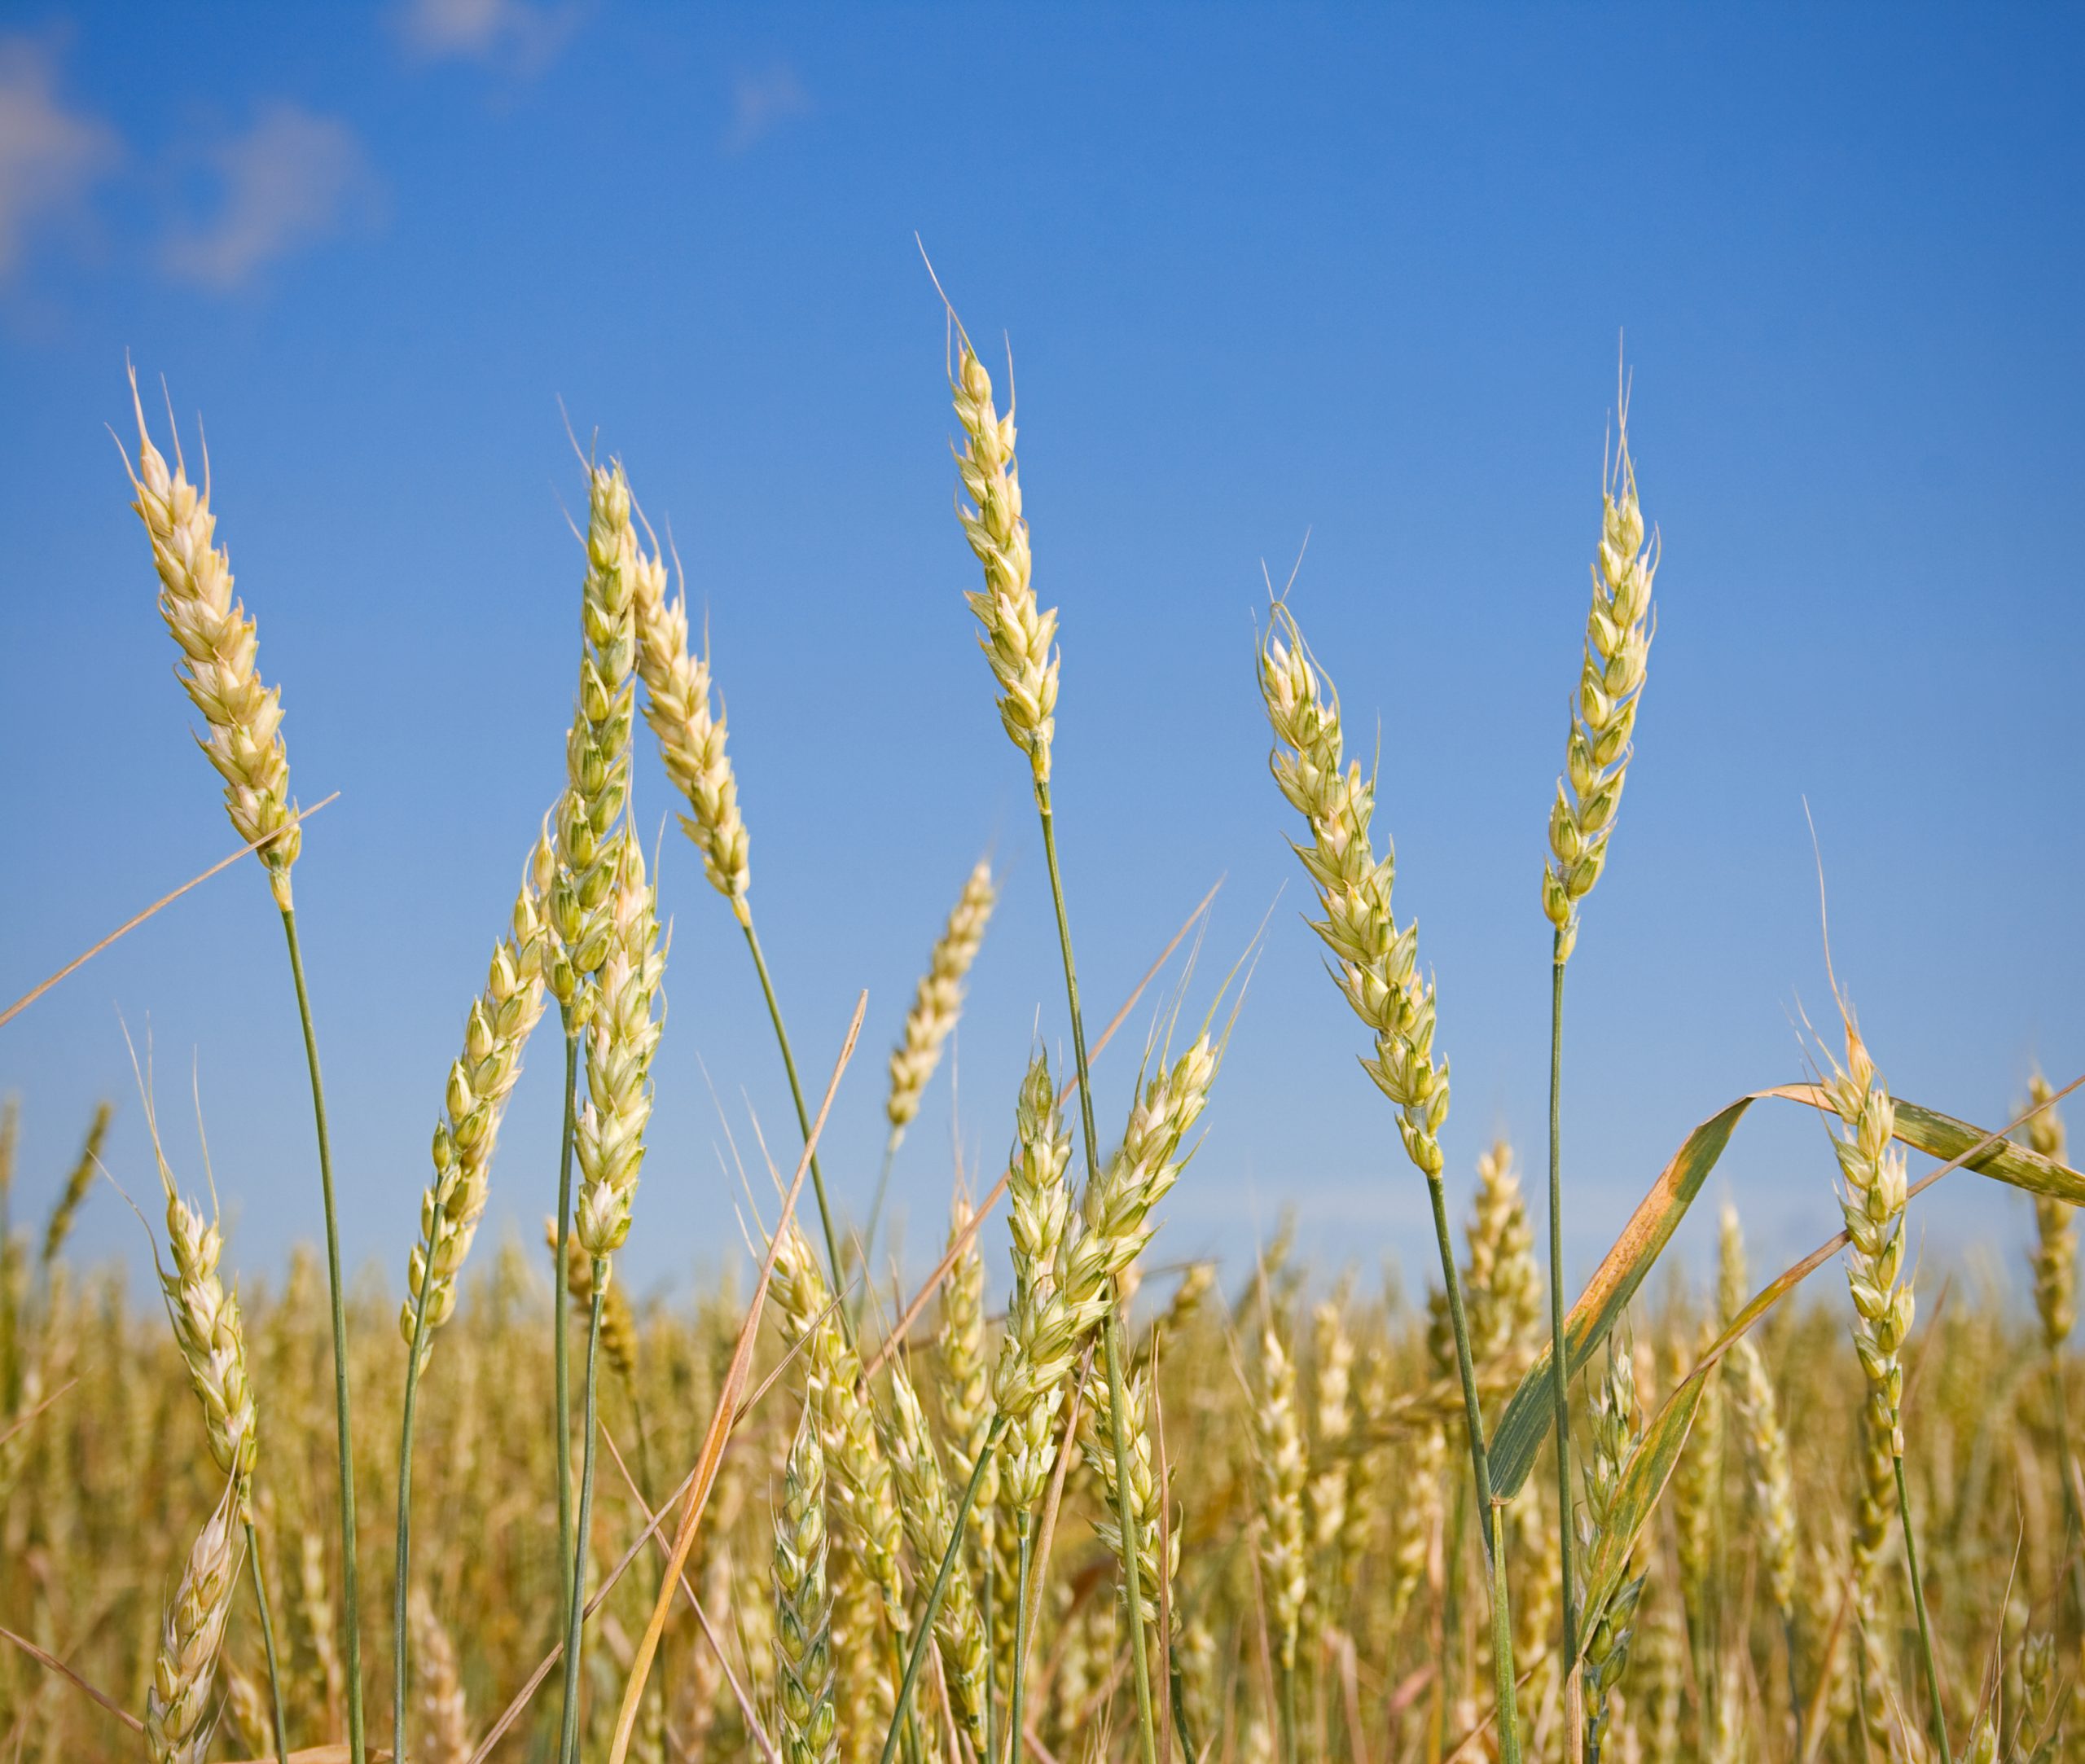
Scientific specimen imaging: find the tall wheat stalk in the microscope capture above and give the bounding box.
[1540,391,1657,1709]
[121,378,364,1764]
[1257,599,1523,1762]
[945,326,1163,1764]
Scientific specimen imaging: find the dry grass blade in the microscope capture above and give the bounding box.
[0,792,339,1031]
[0,1378,76,1452]
[598,1423,779,1764]
[0,1621,145,1735]
[1491,1074,2085,1496]
[864,877,1220,1380]
[605,990,867,1764]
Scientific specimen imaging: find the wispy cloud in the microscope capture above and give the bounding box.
[393,0,583,74]
[724,63,810,156]
[161,103,380,292]
[0,34,120,282]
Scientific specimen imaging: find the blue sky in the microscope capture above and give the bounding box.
[2,2,2080,1311]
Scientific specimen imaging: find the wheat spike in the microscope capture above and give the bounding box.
[546,460,642,1025]
[630,529,752,914]
[122,375,303,906]
[38,1101,112,1268]
[573,830,666,1268]
[992,1053,1078,1512]
[2026,1074,2074,1349]
[886,858,997,1143]
[1464,1139,1543,1369]
[1258,604,1449,1178]
[550,1218,640,1385]
[775,1400,840,1764]
[402,827,553,1357]
[147,1482,244,1764]
[409,1585,473,1764]
[950,341,1058,792]
[880,1355,992,1748]
[1719,1206,1797,1632]
[1582,1338,1648,1760]
[1542,404,1657,960]
[1082,1355,1178,1627]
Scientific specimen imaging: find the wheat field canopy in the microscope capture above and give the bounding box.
[0,336,2080,1764]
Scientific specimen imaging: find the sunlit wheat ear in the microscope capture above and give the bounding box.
[548,460,642,1025]
[1817,1007,1913,1455]
[1253,1317,1308,1676]
[1541,402,1657,961]
[991,1051,1077,1511]
[147,1482,244,1764]
[775,1399,839,1764]
[1720,1205,1797,1631]
[135,1080,257,1508]
[887,859,998,1146]
[401,824,553,1360]
[881,1357,992,1748]
[630,532,752,918]
[769,1221,910,1636]
[1081,1356,1177,1628]
[950,340,1059,794]
[121,374,302,907]
[408,1585,472,1764]
[573,828,666,1270]
[1580,1337,1647,1759]
[1257,603,1448,1178]
[2026,1073,2075,1349]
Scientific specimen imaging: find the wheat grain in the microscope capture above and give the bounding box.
[147,1482,244,1764]
[776,1401,839,1764]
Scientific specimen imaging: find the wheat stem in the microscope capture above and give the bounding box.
[1008,1512,1033,1764]
[1423,1169,1522,1764]
[557,1273,608,1764]
[743,918,851,1338]
[393,1284,434,1760]
[1894,1454,1951,1763]
[1547,937,1578,1682]
[244,1523,289,1764]
[277,905,362,1764]
[1038,787,1160,1764]
[554,1020,579,1632]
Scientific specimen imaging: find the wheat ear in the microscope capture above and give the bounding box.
[1580,1338,1647,1764]
[37,1101,112,1269]
[888,860,998,1144]
[121,375,301,906]
[1255,1315,1308,1763]
[777,1400,840,1764]
[147,1482,244,1764]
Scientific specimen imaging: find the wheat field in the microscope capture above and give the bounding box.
[0,332,2078,1764]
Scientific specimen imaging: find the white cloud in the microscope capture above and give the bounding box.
[725,63,810,156]
[161,103,379,291]
[0,35,120,281]
[393,0,582,72]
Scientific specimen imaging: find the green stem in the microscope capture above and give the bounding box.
[1894,1453,1952,1764]
[1421,1169,1521,1764]
[278,905,363,1764]
[558,1270,608,1764]
[1167,1639,1199,1764]
[392,1288,434,1760]
[554,1021,579,1634]
[1008,1512,1033,1764]
[741,915,852,1341]
[1278,1660,1297,1764]
[880,1415,1005,1764]
[1548,944,1578,1682]
[244,1519,290,1764]
[1035,785,1159,1764]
